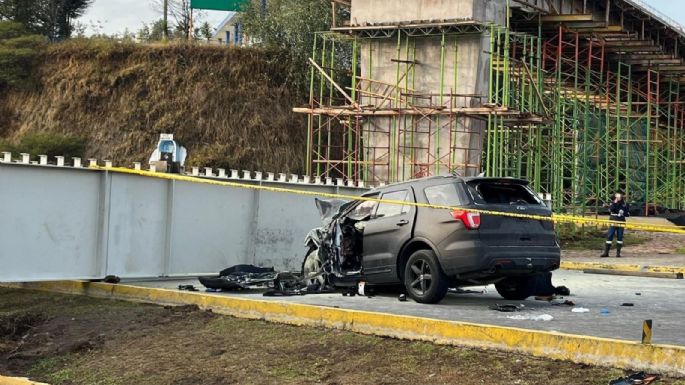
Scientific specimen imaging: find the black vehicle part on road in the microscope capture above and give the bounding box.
[495,276,537,300]
[199,264,277,291]
[404,249,449,304]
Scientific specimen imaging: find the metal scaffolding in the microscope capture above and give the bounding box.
[297,0,685,213]
[296,25,529,186]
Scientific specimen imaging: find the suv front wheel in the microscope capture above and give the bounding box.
[404,249,448,304]
[494,276,536,300]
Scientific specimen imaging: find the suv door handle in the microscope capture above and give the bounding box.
[396,219,409,227]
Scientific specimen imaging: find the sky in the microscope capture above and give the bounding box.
[76,0,230,36]
[76,0,684,37]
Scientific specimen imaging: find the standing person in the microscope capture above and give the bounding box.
[600,192,630,258]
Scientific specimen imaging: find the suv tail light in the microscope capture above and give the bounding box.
[450,210,481,230]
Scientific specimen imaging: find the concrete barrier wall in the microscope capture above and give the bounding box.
[0,162,364,282]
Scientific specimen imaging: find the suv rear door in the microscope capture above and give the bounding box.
[361,188,416,283]
[464,179,556,247]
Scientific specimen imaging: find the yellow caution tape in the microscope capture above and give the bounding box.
[92,166,685,235]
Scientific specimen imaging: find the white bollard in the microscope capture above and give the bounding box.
[55,156,65,167]
[242,170,251,180]
[150,164,157,173]
[266,172,275,181]
[302,175,311,184]
[192,166,199,176]
[357,180,364,188]
[255,171,263,180]
[336,178,344,187]
[290,174,299,183]
[315,176,322,185]
[88,159,97,167]
[1,152,11,163]
[73,157,82,168]
[326,177,333,186]
[38,155,48,165]
[133,162,141,170]
[21,153,30,164]
[278,173,287,182]
[204,167,213,177]
[230,169,239,179]
[218,168,226,178]
[105,160,113,168]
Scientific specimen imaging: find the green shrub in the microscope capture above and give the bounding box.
[0,21,45,89]
[1,132,87,159]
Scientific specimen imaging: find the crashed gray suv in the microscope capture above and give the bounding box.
[302,176,561,304]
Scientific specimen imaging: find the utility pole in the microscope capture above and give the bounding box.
[163,0,169,40]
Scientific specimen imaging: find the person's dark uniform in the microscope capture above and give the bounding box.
[600,195,630,258]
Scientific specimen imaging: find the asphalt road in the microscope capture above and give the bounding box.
[127,270,685,346]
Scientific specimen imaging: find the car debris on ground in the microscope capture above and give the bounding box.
[198,264,333,296]
[609,372,659,385]
[506,314,554,321]
[572,307,590,313]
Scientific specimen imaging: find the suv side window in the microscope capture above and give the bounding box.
[375,190,410,218]
[424,183,462,206]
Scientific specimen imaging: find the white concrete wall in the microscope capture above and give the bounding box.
[351,0,476,25]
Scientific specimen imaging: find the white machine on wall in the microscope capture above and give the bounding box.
[149,133,187,173]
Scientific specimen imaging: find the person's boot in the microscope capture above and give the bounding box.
[600,243,611,258]
[616,244,622,258]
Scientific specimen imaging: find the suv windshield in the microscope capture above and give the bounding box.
[466,181,543,205]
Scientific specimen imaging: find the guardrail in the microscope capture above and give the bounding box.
[623,0,685,34]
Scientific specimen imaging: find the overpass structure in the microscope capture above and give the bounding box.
[296,0,685,214]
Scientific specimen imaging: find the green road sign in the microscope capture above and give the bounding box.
[190,0,250,11]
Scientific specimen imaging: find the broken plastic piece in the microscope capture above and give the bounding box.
[506,314,553,321]
[103,275,120,284]
[609,372,659,385]
[357,282,366,296]
[572,307,590,313]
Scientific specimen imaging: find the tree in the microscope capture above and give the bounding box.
[0,0,93,40]
[152,0,205,41]
[199,21,212,42]
[137,19,171,43]
[241,0,346,92]
[0,21,46,89]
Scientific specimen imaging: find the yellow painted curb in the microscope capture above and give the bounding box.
[561,261,685,275]
[0,376,49,385]
[6,280,685,376]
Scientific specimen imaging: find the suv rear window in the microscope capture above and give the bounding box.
[467,181,542,205]
[424,183,461,206]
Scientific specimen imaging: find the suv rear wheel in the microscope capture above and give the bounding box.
[495,276,536,300]
[404,249,448,304]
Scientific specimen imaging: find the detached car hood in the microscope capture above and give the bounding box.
[315,198,350,226]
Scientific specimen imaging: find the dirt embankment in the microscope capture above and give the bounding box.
[0,40,307,173]
[3,288,684,385]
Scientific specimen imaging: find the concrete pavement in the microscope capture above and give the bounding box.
[127,269,685,346]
